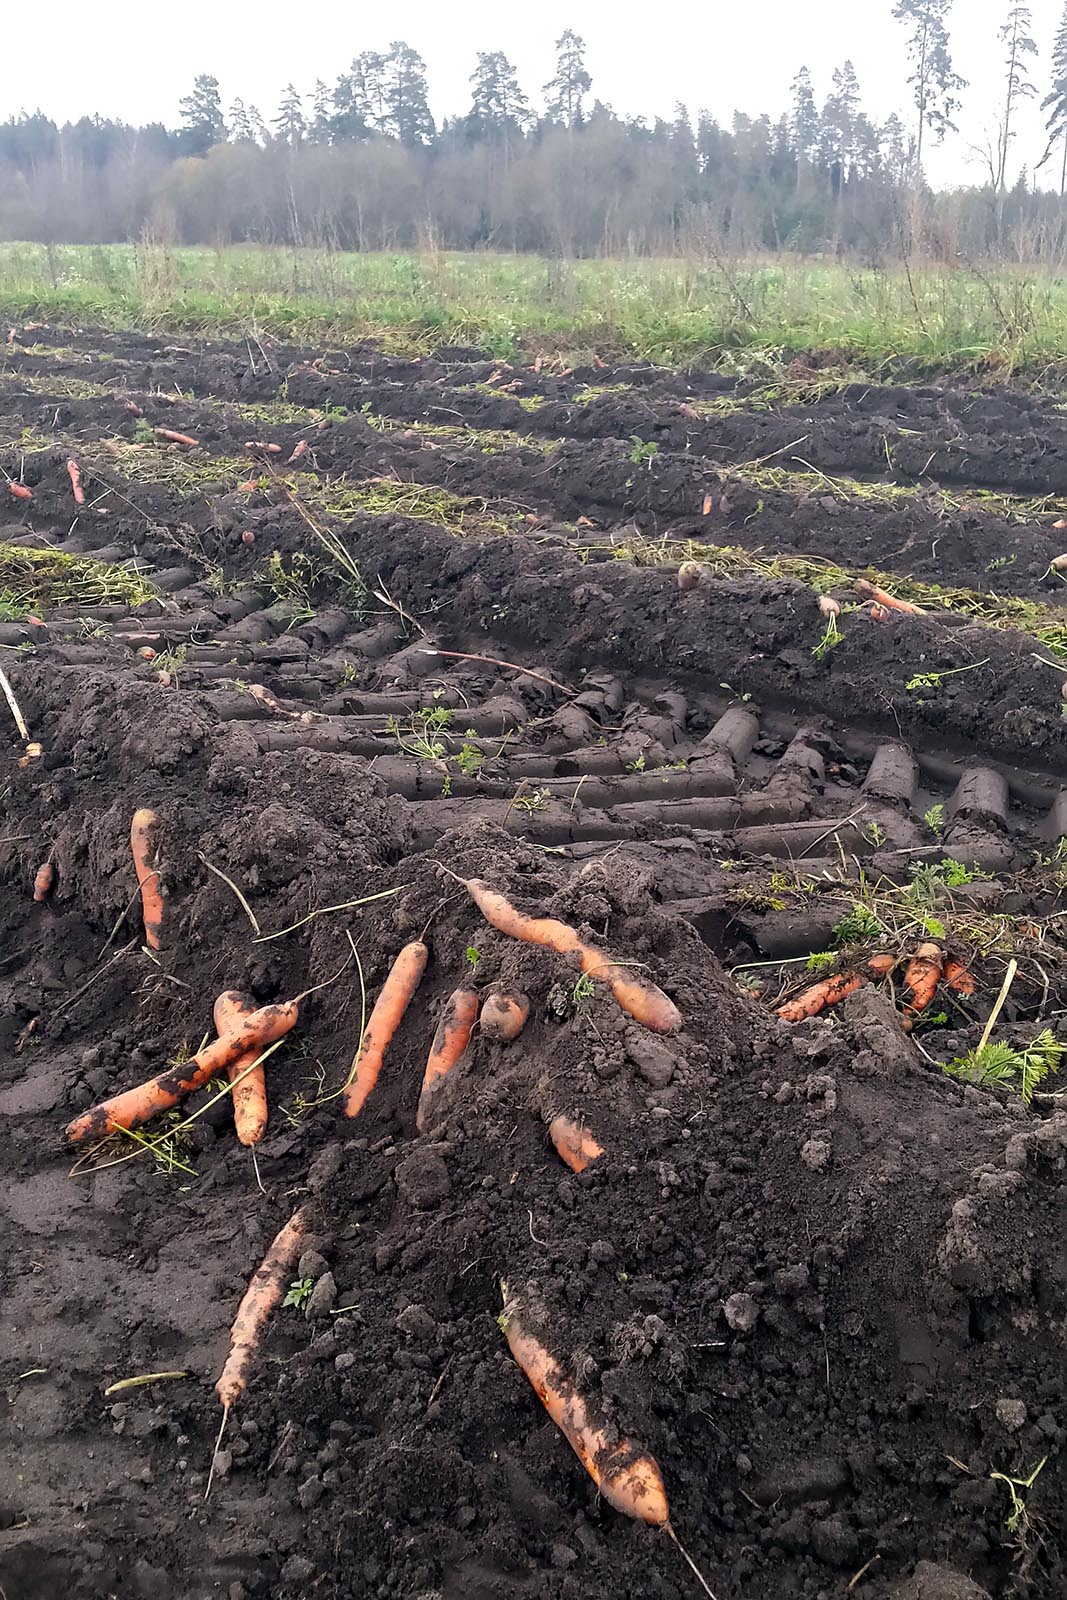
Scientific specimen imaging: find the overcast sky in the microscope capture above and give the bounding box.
[8,0,1063,187]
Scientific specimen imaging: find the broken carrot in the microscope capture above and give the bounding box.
[32,862,54,902]
[130,808,164,949]
[776,971,867,1022]
[943,956,976,997]
[214,1205,306,1414]
[65,998,299,1145]
[342,940,428,1118]
[902,941,944,1024]
[154,428,199,448]
[7,482,31,501]
[415,986,479,1133]
[286,439,308,463]
[701,493,714,515]
[214,991,268,1146]
[548,1114,603,1174]
[460,879,680,1034]
[479,991,530,1042]
[853,578,924,615]
[66,459,85,506]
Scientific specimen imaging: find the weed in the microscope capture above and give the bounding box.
[812,614,843,661]
[0,542,156,613]
[628,435,658,468]
[283,1276,314,1311]
[990,1455,1047,1539]
[340,661,359,685]
[906,659,988,695]
[986,553,1017,572]
[132,418,155,444]
[863,820,887,848]
[906,858,987,907]
[510,786,551,813]
[806,950,838,975]
[626,754,647,773]
[571,973,597,1010]
[153,644,188,677]
[923,803,946,836]
[454,736,484,778]
[942,1029,1064,1104]
[386,706,454,761]
[465,946,480,971]
[833,904,884,945]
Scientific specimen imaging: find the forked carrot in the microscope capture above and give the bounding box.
[548,1114,603,1173]
[902,941,944,1025]
[458,878,680,1034]
[155,428,199,448]
[65,999,299,1144]
[853,578,924,616]
[214,991,268,1146]
[943,956,976,997]
[342,940,428,1118]
[32,862,54,902]
[66,459,85,505]
[479,991,530,1042]
[130,808,164,949]
[416,987,479,1133]
[7,482,32,501]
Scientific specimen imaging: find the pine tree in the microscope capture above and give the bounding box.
[1041,1,1067,193]
[382,42,434,145]
[790,67,820,162]
[543,30,592,126]
[995,4,1037,191]
[468,52,530,137]
[821,61,862,177]
[179,74,226,155]
[228,99,256,144]
[310,80,333,144]
[892,0,967,173]
[273,84,306,146]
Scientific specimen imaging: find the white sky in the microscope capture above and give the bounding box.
[6,0,1063,188]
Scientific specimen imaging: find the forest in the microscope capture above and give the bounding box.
[3,4,1067,259]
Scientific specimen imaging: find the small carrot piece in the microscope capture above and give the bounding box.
[853,578,924,615]
[243,440,282,454]
[479,991,530,1042]
[943,956,976,997]
[215,1206,306,1411]
[130,807,165,949]
[32,862,54,902]
[66,458,85,505]
[902,941,944,1022]
[342,940,428,1118]
[415,987,479,1133]
[868,953,897,978]
[548,1114,603,1174]
[215,991,268,1146]
[7,482,32,501]
[776,971,867,1022]
[286,439,308,463]
[500,1288,669,1525]
[462,879,680,1034]
[65,1000,298,1144]
[154,428,199,448]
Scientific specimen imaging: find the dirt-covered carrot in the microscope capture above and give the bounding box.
[853,578,924,616]
[415,987,479,1133]
[243,440,282,454]
[548,1114,603,1174]
[902,941,944,1024]
[65,999,299,1145]
[215,1205,306,1413]
[868,953,897,978]
[776,971,867,1021]
[66,458,85,505]
[130,807,164,949]
[286,439,308,463]
[32,862,54,902]
[7,481,31,501]
[480,991,530,1042]
[943,956,976,997]
[215,991,269,1146]
[460,879,680,1034]
[343,940,428,1118]
[155,428,199,448]
[500,1286,668,1524]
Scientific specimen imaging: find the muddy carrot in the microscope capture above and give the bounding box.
[500,1286,668,1524]
[548,1114,603,1174]
[677,561,707,592]
[460,879,680,1034]
[32,862,54,902]
[243,440,282,454]
[853,578,924,615]
[342,940,428,1118]
[479,991,530,1042]
[286,439,308,463]
[776,971,867,1021]
[215,991,268,1146]
[65,998,299,1145]
[66,459,85,505]
[943,956,976,997]
[902,941,944,1024]
[868,953,897,978]
[130,808,164,949]
[415,987,479,1133]
[215,1206,306,1413]
[155,428,199,448]
[7,482,32,501]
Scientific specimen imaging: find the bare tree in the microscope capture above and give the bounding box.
[995,4,1037,192]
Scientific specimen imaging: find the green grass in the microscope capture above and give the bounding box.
[0,543,157,614]
[3,242,1067,372]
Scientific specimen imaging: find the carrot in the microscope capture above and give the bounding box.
[868,953,897,978]
[415,987,479,1133]
[214,991,268,1146]
[943,956,976,997]
[154,428,199,448]
[479,991,530,1042]
[286,439,308,463]
[342,940,428,1118]
[776,971,867,1021]
[853,578,924,615]
[130,807,165,949]
[902,941,944,1024]
[500,1286,668,1524]
[701,493,714,515]
[237,478,259,492]
[66,458,85,506]
[243,440,282,454]
[460,879,680,1034]
[677,561,706,592]
[7,482,32,501]
[32,862,54,902]
[125,400,143,416]
[65,997,299,1145]
[548,1113,603,1174]
[214,1205,306,1415]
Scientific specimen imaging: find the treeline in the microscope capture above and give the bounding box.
[5,9,1067,260]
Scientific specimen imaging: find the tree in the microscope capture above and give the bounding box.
[331,64,371,142]
[821,61,862,180]
[179,75,226,155]
[544,30,591,126]
[995,4,1037,191]
[468,51,530,137]
[310,80,333,144]
[228,99,256,144]
[1040,1,1067,193]
[790,67,820,162]
[273,84,306,146]
[382,42,435,145]
[892,0,967,173]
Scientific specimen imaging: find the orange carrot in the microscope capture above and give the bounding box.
[243,440,282,454]
[287,439,308,463]
[701,493,714,516]
[853,578,924,615]
[902,941,944,1023]
[868,953,897,978]
[65,998,299,1144]
[415,987,479,1133]
[461,879,680,1034]
[943,956,976,997]
[869,603,890,622]
[500,1287,668,1524]
[66,458,85,505]
[130,807,164,949]
[7,482,32,501]
[342,940,428,1118]
[125,400,143,416]
[237,478,259,492]
[479,991,530,1042]
[215,991,268,1146]
[776,971,867,1021]
[548,1113,603,1174]
[32,862,54,902]
[155,428,199,448]
[215,1206,306,1411]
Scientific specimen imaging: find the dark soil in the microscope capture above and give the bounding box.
[2,325,1067,1600]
